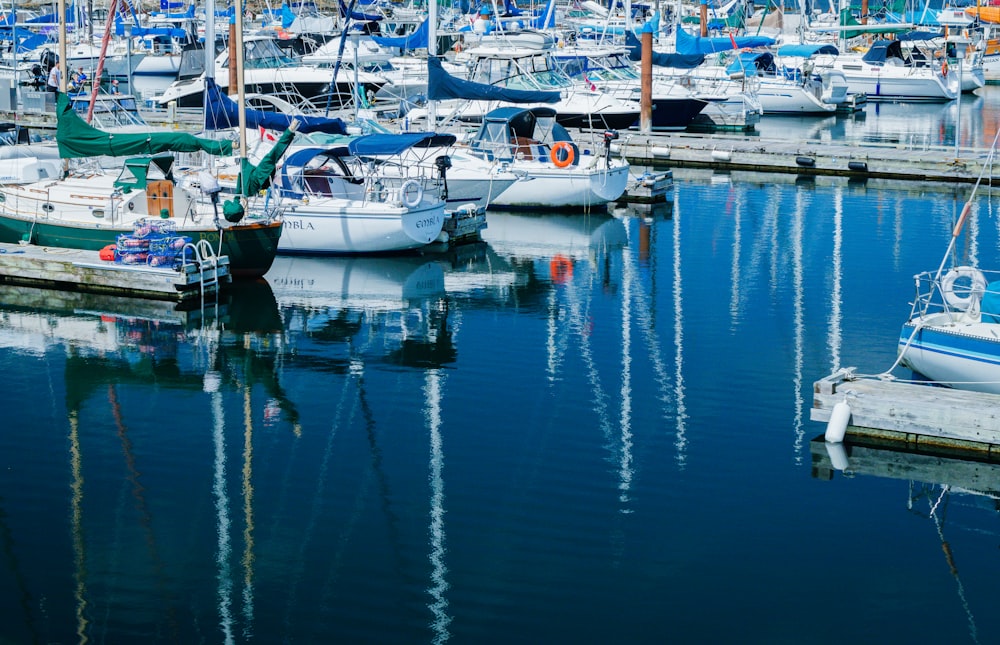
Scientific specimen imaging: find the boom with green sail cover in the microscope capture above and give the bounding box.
[55,92,234,158]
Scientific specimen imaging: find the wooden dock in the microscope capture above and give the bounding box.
[609,131,993,184]
[812,368,1000,455]
[0,242,230,302]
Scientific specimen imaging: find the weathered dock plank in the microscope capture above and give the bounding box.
[812,368,1000,451]
[0,242,229,301]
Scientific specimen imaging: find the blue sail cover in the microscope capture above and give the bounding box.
[427,56,560,103]
[203,78,348,135]
[674,26,775,55]
[337,0,382,21]
[776,43,839,57]
[372,19,428,50]
[624,31,704,68]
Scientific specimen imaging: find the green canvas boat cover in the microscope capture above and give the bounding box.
[56,92,233,159]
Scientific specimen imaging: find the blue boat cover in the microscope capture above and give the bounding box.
[427,56,561,104]
[624,31,704,68]
[862,40,903,64]
[337,0,382,22]
[674,26,775,55]
[372,19,428,50]
[776,43,839,57]
[725,51,773,76]
[897,30,944,41]
[279,132,456,194]
[203,77,348,135]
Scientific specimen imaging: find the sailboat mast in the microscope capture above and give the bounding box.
[428,0,437,128]
[234,0,247,156]
[57,0,67,92]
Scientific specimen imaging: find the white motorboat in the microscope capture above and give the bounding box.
[463,106,629,209]
[815,38,957,101]
[438,33,640,130]
[727,44,849,114]
[157,34,387,109]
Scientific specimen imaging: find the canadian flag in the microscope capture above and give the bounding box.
[583,73,596,92]
[259,125,277,142]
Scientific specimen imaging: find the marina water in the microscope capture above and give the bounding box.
[3,104,1000,642]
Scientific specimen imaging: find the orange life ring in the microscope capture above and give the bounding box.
[942,60,949,77]
[550,141,574,168]
[549,254,573,283]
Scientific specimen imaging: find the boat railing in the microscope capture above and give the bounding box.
[911,268,1000,319]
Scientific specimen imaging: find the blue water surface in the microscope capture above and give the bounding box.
[2,163,1000,642]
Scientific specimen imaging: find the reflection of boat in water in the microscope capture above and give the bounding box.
[265,254,446,311]
[812,435,997,642]
[481,211,628,259]
[265,254,456,368]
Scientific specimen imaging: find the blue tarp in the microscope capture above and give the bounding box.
[337,0,382,22]
[203,77,348,135]
[624,31,705,68]
[674,26,775,55]
[427,56,561,104]
[776,43,839,57]
[372,19,428,50]
[115,20,189,40]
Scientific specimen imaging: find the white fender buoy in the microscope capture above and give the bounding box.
[825,399,851,443]
[824,441,850,471]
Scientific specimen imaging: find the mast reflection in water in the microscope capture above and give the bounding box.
[4,173,1000,642]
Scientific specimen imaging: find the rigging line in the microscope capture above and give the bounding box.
[288,364,365,638]
[0,492,39,641]
[564,262,614,446]
[927,488,981,645]
[108,383,179,638]
[931,126,1000,288]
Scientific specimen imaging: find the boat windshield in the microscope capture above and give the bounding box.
[469,53,570,89]
[222,38,298,70]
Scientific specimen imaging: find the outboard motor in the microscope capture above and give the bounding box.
[602,130,619,169]
[435,155,452,201]
[40,49,57,71]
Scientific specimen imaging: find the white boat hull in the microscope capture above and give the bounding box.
[489,162,629,208]
[277,200,446,254]
[899,314,1000,393]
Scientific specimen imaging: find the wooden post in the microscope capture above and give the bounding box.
[861,0,868,24]
[700,0,708,37]
[228,20,238,95]
[641,31,652,133]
